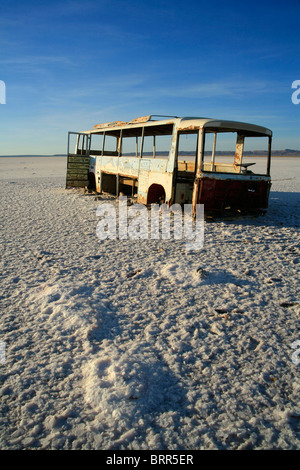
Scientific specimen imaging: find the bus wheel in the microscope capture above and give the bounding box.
[147,184,166,204]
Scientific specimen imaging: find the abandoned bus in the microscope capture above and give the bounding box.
[66,115,272,215]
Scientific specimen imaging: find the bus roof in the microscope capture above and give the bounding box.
[84,115,272,137]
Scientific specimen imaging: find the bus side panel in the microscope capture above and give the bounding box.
[137,159,172,205]
[118,157,140,177]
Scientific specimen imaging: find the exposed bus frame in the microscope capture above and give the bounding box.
[66,115,272,216]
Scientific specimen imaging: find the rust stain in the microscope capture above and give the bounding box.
[93,121,127,129]
[129,115,151,124]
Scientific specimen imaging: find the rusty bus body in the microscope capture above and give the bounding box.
[66,115,272,215]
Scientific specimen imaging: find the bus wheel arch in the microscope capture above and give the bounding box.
[147,184,166,204]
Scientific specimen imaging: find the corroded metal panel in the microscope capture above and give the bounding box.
[93,121,127,129]
[129,115,151,123]
[196,176,271,213]
[118,158,140,177]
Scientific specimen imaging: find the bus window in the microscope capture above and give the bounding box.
[103,134,118,155]
[90,134,103,155]
[121,135,141,157]
[154,134,172,158]
[177,132,198,172]
[141,135,154,157]
[243,136,269,175]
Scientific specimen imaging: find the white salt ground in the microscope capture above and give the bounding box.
[0,156,299,450]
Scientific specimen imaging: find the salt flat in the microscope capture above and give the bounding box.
[0,156,299,449]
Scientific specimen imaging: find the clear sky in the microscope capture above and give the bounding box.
[0,0,299,155]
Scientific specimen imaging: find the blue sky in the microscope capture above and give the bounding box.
[0,0,299,154]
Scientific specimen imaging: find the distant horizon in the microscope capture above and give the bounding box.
[1,149,300,157]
